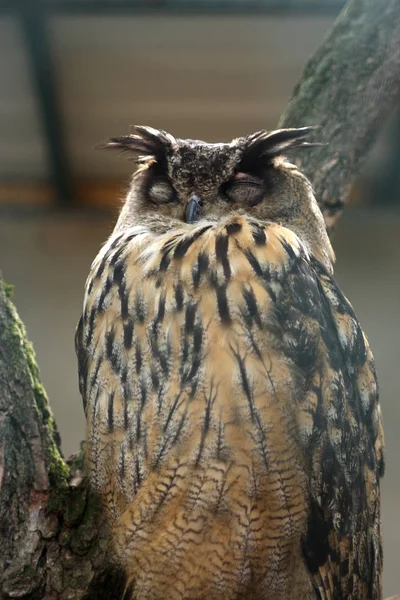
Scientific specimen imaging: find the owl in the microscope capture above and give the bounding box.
[76,126,385,600]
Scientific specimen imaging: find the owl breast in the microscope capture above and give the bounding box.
[77,214,382,600]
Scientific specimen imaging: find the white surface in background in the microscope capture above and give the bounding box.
[0,14,334,178]
[0,17,48,179]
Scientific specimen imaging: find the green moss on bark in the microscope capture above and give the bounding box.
[0,277,69,496]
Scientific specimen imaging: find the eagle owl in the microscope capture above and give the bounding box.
[76,126,385,600]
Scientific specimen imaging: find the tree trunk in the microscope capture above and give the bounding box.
[279,0,400,233]
[1,0,400,597]
[0,280,110,599]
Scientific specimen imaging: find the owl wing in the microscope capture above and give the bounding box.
[296,259,385,600]
[76,215,384,599]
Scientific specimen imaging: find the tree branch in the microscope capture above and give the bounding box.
[279,0,400,232]
[0,278,108,599]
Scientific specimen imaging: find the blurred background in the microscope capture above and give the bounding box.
[0,0,399,595]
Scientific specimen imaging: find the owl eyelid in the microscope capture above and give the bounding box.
[222,178,264,205]
[148,180,177,204]
[232,172,263,186]
[231,179,262,188]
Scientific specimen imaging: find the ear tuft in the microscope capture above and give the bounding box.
[241,126,325,167]
[96,125,176,165]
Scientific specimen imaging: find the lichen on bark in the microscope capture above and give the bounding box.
[0,277,108,599]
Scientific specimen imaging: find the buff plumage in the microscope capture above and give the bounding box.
[76,126,384,600]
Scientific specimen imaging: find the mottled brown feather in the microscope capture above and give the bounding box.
[77,215,383,600]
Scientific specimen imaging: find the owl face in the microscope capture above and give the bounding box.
[99,126,335,270]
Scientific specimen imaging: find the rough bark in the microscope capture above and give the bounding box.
[279,0,400,233]
[1,0,400,597]
[0,279,109,599]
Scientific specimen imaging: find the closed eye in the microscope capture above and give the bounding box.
[222,173,264,206]
[148,180,177,204]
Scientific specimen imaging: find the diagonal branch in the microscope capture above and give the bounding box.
[279,0,400,233]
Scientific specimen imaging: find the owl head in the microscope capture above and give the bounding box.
[99,126,335,270]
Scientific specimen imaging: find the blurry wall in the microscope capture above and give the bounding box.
[0,14,334,181]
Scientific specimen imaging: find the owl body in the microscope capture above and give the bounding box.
[76,127,384,599]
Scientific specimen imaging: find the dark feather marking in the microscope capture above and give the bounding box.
[110,244,126,268]
[120,443,126,480]
[135,455,142,490]
[183,351,202,384]
[185,302,197,335]
[243,248,263,277]
[216,415,226,462]
[86,307,97,347]
[280,238,297,261]
[252,224,267,245]
[215,234,231,280]
[156,383,165,415]
[119,280,129,320]
[301,500,331,573]
[75,316,88,406]
[107,391,115,433]
[216,284,231,325]
[95,237,123,280]
[192,252,209,289]
[193,322,203,355]
[163,391,184,433]
[159,248,172,272]
[91,386,101,425]
[281,313,319,386]
[123,319,134,350]
[135,292,146,323]
[135,340,142,374]
[231,347,255,421]
[125,231,138,243]
[174,283,184,311]
[151,367,160,391]
[311,257,354,316]
[106,329,114,359]
[209,268,219,288]
[90,356,102,387]
[171,410,189,450]
[109,233,124,250]
[153,293,166,331]
[96,255,108,280]
[121,367,129,430]
[112,258,125,287]
[242,286,262,329]
[181,337,189,368]
[87,276,95,295]
[253,410,270,472]
[265,283,277,303]
[98,276,112,313]
[195,384,217,467]
[149,329,170,376]
[154,433,173,469]
[174,226,212,260]
[136,379,147,441]
[225,221,242,235]
[106,329,120,373]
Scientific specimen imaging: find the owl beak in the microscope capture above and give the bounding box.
[186,194,202,224]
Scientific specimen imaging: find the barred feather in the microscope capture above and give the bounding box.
[77,215,383,600]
